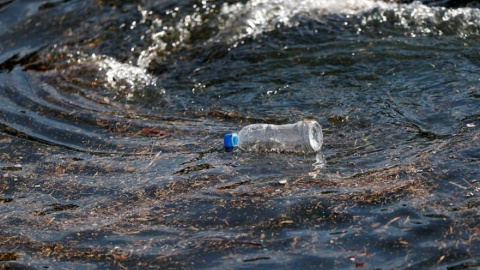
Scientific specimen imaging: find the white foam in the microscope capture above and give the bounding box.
[216,0,394,42]
[375,1,480,37]
[97,56,157,96]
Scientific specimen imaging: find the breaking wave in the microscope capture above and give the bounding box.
[134,0,480,69]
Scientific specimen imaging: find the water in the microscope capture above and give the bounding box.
[0,0,479,269]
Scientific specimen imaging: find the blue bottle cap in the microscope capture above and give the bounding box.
[224,133,238,148]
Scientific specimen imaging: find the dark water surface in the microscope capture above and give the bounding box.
[1,0,479,269]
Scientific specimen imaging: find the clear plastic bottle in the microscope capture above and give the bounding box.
[224,120,323,154]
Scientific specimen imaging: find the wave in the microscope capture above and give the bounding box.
[41,0,480,105]
[135,0,480,67]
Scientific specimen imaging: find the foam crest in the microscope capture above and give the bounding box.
[361,1,480,37]
[217,0,480,40]
[216,0,393,42]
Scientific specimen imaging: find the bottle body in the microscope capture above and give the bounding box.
[225,120,323,154]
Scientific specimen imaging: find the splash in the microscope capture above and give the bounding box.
[60,50,159,101]
[97,56,158,94]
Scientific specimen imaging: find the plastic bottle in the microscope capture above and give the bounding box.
[224,120,323,154]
